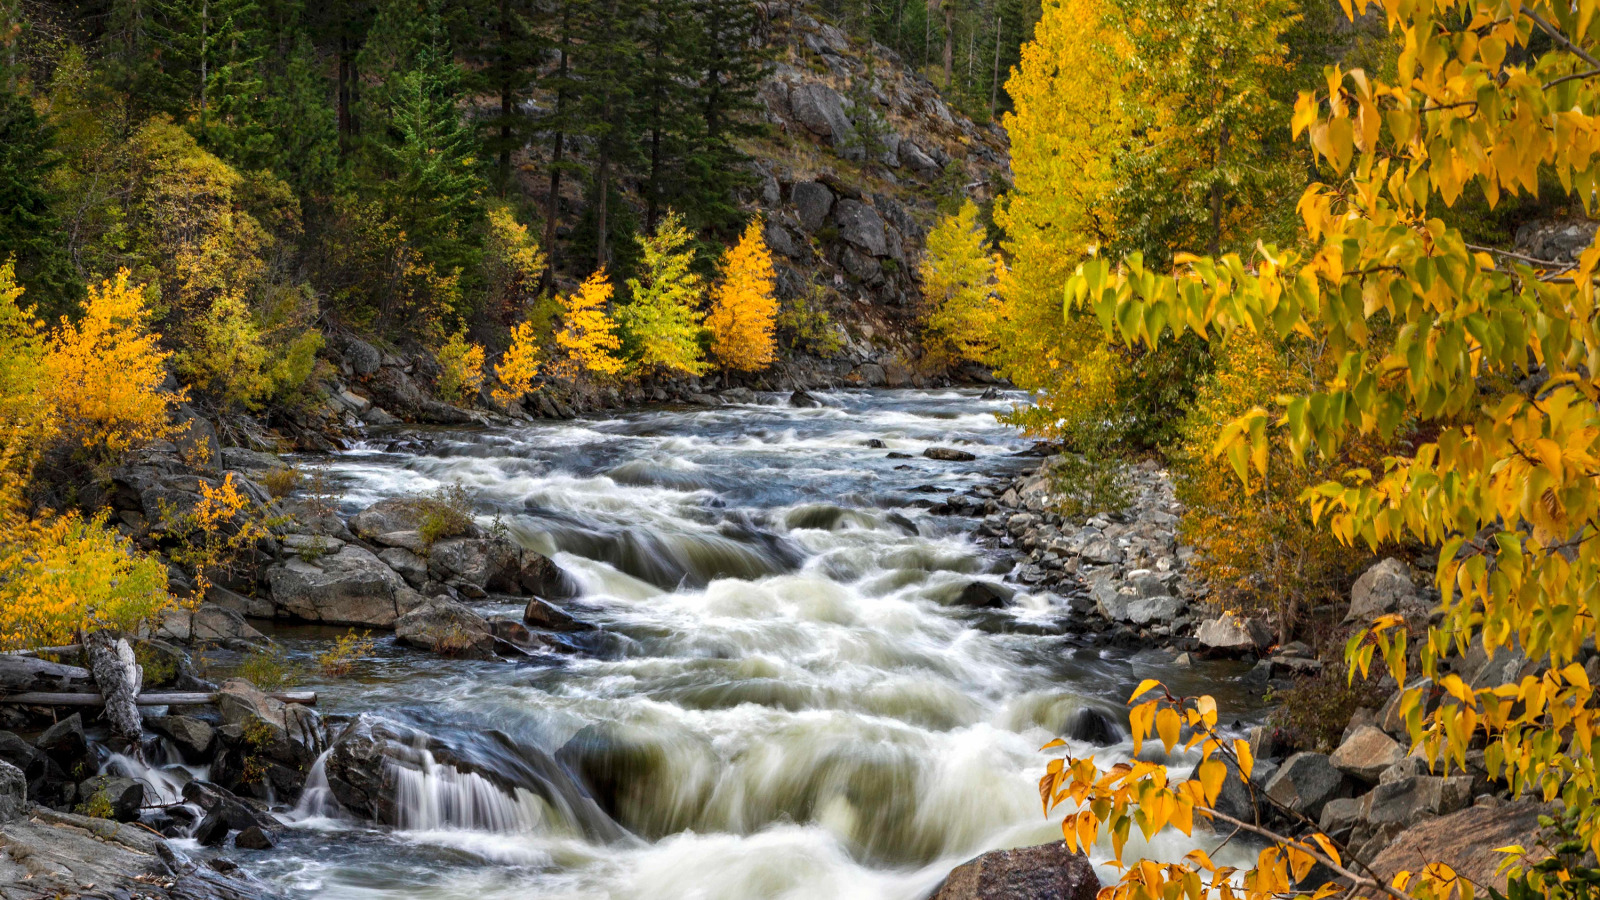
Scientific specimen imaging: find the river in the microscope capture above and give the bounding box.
[222,388,1268,899]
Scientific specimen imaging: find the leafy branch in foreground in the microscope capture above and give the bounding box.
[1054,0,1600,896]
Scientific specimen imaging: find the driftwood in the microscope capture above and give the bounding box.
[83,630,143,748]
[0,691,318,707]
[0,644,83,658]
[0,655,95,695]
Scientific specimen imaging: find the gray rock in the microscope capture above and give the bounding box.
[148,715,215,761]
[0,760,24,824]
[194,808,231,846]
[36,714,94,781]
[282,532,345,556]
[216,679,323,768]
[343,337,383,376]
[790,389,824,408]
[1264,752,1348,821]
[1124,595,1182,625]
[378,546,428,587]
[1192,754,1278,826]
[788,82,856,146]
[427,537,523,593]
[395,600,496,659]
[1347,557,1425,624]
[832,199,888,256]
[1366,775,1475,828]
[267,545,429,627]
[901,139,942,179]
[1330,725,1405,783]
[928,840,1099,900]
[953,581,1013,609]
[1379,755,1429,785]
[925,447,977,462]
[840,246,883,283]
[520,553,579,600]
[523,598,595,632]
[792,181,835,232]
[1080,540,1122,565]
[154,604,267,644]
[1196,614,1273,653]
[220,447,288,473]
[77,775,145,821]
[352,497,482,544]
[1319,796,1365,841]
[233,825,275,850]
[765,222,810,260]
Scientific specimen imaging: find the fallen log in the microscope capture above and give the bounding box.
[0,655,95,694]
[0,690,317,707]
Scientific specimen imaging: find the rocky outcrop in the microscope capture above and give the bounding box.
[1346,558,1427,624]
[928,841,1101,900]
[1329,726,1404,784]
[394,601,497,659]
[1365,801,1551,895]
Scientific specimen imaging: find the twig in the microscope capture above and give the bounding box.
[1521,5,1600,70]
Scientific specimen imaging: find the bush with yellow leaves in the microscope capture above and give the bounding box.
[435,328,486,404]
[43,270,183,462]
[493,319,543,406]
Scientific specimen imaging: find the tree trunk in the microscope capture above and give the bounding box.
[942,1,953,89]
[82,630,143,751]
[595,132,611,269]
[541,19,570,294]
[989,13,1001,117]
[338,35,353,151]
[497,0,513,194]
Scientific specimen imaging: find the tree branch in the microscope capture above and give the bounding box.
[1521,5,1600,70]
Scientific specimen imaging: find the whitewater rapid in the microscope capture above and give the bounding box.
[229,388,1266,899]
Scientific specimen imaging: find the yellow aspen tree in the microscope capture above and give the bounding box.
[920,200,1000,364]
[554,268,626,379]
[706,218,779,373]
[0,261,52,512]
[493,319,542,406]
[436,328,486,404]
[43,269,183,460]
[619,211,708,377]
[990,0,1132,431]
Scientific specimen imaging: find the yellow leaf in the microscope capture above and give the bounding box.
[1310,832,1342,867]
[1156,707,1181,752]
[1130,679,1164,704]
[1234,738,1254,780]
[1196,758,1227,806]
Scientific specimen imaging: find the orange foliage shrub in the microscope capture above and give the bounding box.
[706,220,778,373]
[42,269,183,460]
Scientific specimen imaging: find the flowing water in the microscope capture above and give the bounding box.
[219,388,1270,899]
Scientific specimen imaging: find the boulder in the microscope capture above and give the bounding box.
[0,760,23,824]
[900,139,943,179]
[1124,595,1184,626]
[148,715,216,761]
[342,336,383,376]
[832,199,888,256]
[1195,614,1272,654]
[395,600,496,659]
[521,552,579,599]
[267,545,429,627]
[194,808,231,846]
[77,775,144,821]
[154,603,267,644]
[1329,725,1404,784]
[1365,775,1474,829]
[765,222,810,260]
[792,181,835,232]
[182,780,278,832]
[924,447,977,462]
[1366,801,1552,894]
[351,497,482,543]
[788,82,856,146]
[427,537,523,593]
[928,840,1100,900]
[953,580,1014,609]
[216,679,323,769]
[378,546,428,587]
[1347,558,1426,624]
[523,598,594,632]
[1264,752,1348,821]
[0,655,95,694]
[1318,796,1365,842]
[36,714,95,781]
[790,389,824,408]
[234,825,276,850]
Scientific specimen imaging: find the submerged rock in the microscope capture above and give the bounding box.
[928,840,1100,900]
[924,447,977,462]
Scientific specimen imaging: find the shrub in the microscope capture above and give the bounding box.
[552,268,626,381]
[260,467,302,499]
[492,319,542,406]
[411,482,474,549]
[777,284,844,358]
[234,643,301,691]
[317,629,377,677]
[158,472,273,595]
[920,200,1000,366]
[1267,669,1391,754]
[75,786,115,819]
[436,328,485,404]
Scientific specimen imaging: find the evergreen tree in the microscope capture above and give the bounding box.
[462,0,543,194]
[678,0,770,234]
[0,83,80,317]
[570,0,644,269]
[250,34,338,197]
[148,0,267,143]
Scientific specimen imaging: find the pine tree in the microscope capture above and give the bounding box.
[0,83,81,317]
[148,0,267,143]
[619,212,706,376]
[461,0,543,194]
[678,0,769,234]
[250,34,338,196]
[706,218,777,373]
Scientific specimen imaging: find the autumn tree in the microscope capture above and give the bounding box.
[436,327,485,403]
[492,318,541,405]
[706,218,778,373]
[619,211,707,376]
[920,200,999,365]
[43,270,182,461]
[554,268,625,379]
[1052,0,1600,895]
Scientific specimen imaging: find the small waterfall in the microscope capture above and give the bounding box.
[389,746,562,834]
[288,750,343,822]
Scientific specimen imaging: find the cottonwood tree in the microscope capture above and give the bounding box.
[707,218,779,373]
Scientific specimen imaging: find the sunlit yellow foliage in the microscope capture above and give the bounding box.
[492,319,543,406]
[620,212,707,377]
[159,472,272,597]
[554,269,625,379]
[920,200,1000,365]
[707,219,779,373]
[0,262,52,514]
[484,204,547,324]
[43,270,182,460]
[1056,0,1600,892]
[990,0,1130,430]
[436,328,486,404]
[0,512,173,651]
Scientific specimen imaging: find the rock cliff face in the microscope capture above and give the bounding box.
[743,3,1010,377]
